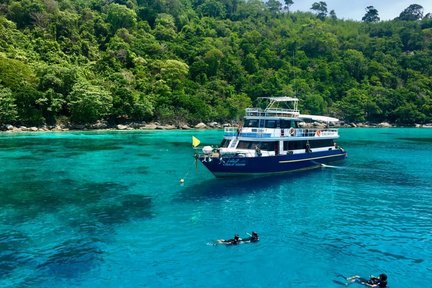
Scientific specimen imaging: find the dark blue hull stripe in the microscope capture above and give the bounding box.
[200,151,347,177]
[278,153,342,163]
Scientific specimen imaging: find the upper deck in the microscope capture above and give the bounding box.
[233,96,340,139]
[224,127,339,139]
[246,96,300,119]
[245,107,300,118]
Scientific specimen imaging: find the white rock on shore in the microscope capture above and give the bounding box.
[378,122,392,128]
[116,124,128,130]
[142,123,157,129]
[195,122,207,129]
[207,122,219,128]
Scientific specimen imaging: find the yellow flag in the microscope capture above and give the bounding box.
[192,136,200,147]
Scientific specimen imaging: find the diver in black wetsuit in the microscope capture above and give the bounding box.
[217,234,241,245]
[241,231,259,243]
[346,273,387,287]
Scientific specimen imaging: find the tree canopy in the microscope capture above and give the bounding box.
[1,1,432,127]
[398,4,424,21]
[362,6,380,23]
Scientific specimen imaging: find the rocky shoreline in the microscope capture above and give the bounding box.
[1,121,432,133]
[0,121,232,132]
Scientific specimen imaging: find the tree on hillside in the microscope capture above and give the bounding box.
[329,10,336,20]
[266,0,282,15]
[69,81,113,124]
[0,86,17,124]
[283,0,294,13]
[398,4,423,21]
[197,0,226,18]
[362,6,380,23]
[234,0,266,19]
[106,3,137,32]
[311,1,327,20]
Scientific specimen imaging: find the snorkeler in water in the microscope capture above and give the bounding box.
[344,273,387,287]
[217,234,241,245]
[241,231,259,243]
[216,232,260,245]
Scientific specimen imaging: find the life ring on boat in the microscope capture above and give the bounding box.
[289,128,295,136]
[315,130,321,137]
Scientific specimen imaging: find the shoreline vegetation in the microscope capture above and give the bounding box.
[2,121,432,133]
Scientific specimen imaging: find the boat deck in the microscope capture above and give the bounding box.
[224,127,338,138]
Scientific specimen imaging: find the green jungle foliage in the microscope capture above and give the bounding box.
[0,0,432,126]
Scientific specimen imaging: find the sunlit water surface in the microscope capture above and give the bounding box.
[1,128,431,287]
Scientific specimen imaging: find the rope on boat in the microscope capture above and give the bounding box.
[179,159,198,184]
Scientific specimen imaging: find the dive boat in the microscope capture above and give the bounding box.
[195,97,347,177]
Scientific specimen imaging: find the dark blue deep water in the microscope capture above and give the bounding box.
[1,128,431,287]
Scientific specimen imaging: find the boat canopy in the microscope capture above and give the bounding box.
[257,97,299,102]
[299,114,339,122]
[255,97,299,115]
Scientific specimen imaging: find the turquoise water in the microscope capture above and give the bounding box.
[1,128,431,287]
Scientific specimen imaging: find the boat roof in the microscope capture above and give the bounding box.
[299,114,339,122]
[257,97,299,102]
[245,97,339,122]
[252,97,299,116]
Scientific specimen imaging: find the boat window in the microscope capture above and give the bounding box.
[237,141,252,149]
[265,120,278,128]
[280,120,290,128]
[220,139,230,148]
[284,141,307,150]
[237,141,277,151]
[244,119,259,127]
[284,139,335,150]
[260,142,276,151]
[280,120,298,128]
[309,139,334,148]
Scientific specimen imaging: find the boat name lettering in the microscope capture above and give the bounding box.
[223,159,246,167]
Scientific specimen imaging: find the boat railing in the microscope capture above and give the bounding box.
[245,108,299,117]
[224,127,338,138]
[224,127,272,138]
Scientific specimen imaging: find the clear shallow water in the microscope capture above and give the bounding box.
[0,128,431,288]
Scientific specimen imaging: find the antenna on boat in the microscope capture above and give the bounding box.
[291,42,299,99]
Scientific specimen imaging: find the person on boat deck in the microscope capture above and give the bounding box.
[242,231,259,243]
[255,146,262,157]
[305,142,312,153]
[218,234,241,245]
[346,273,387,287]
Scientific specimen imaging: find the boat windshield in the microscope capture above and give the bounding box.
[244,119,259,127]
[220,139,230,148]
